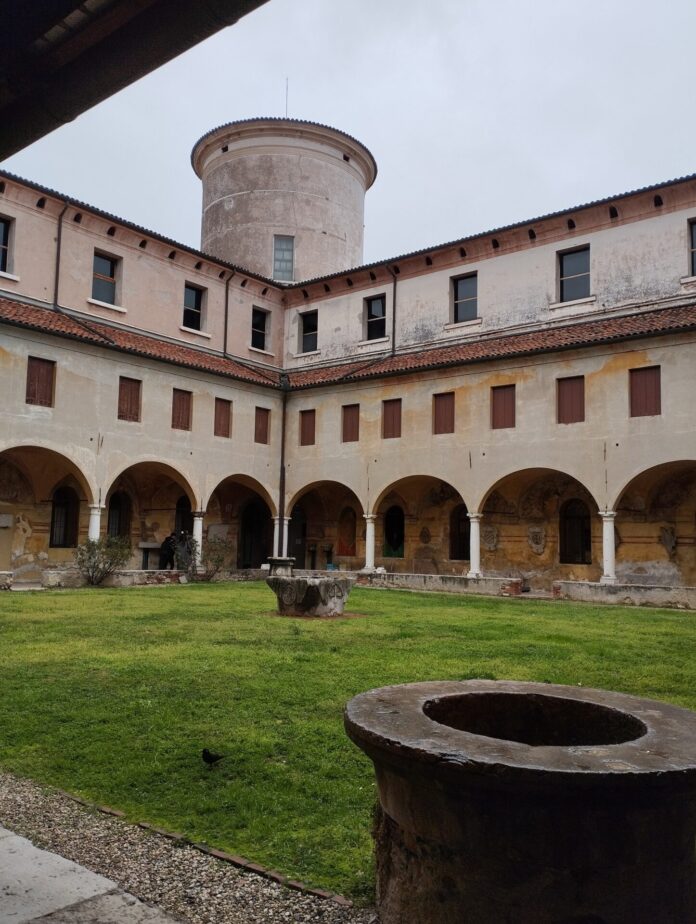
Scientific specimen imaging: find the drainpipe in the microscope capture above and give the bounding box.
[223,271,234,358]
[53,202,69,310]
[387,267,398,356]
[278,373,290,546]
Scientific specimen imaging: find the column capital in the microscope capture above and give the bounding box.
[600,510,617,520]
[467,512,483,522]
[282,516,291,524]
[88,503,105,512]
[364,513,377,522]
[193,510,205,519]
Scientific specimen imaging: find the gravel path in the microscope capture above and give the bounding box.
[0,772,376,924]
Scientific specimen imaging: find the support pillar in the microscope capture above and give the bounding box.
[88,505,103,541]
[363,514,376,572]
[600,511,617,584]
[467,513,482,579]
[272,517,281,557]
[281,517,291,557]
[192,511,204,568]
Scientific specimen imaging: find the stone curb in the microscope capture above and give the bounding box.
[57,790,353,909]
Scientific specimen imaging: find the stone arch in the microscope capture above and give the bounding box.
[0,444,95,505]
[287,480,364,571]
[204,474,277,571]
[106,459,196,509]
[203,474,276,517]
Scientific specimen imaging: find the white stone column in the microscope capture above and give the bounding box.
[281,517,291,558]
[600,511,617,584]
[192,512,204,568]
[467,513,482,579]
[363,514,376,571]
[88,505,103,541]
[272,517,281,557]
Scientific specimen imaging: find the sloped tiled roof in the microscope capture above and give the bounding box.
[0,297,281,388]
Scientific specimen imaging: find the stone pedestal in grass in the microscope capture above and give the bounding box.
[266,557,356,616]
[344,679,696,924]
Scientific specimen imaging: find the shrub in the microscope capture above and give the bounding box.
[74,537,131,586]
[194,535,234,582]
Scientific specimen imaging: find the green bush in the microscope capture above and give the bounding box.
[74,537,131,586]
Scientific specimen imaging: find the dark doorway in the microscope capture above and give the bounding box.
[107,491,132,539]
[559,498,592,564]
[50,486,80,547]
[238,498,271,568]
[175,494,193,535]
[288,504,307,569]
[383,505,404,557]
[449,503,470,560]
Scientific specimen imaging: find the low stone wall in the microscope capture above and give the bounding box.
[553,580,696,610]
[39,568,269,588]
[358,571,524,597]
[0,571,13,590]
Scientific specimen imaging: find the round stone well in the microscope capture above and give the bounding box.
[344,680,696,924]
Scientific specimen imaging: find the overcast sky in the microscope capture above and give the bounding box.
[4,0,696,265]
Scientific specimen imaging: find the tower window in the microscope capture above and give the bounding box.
[0,217,12,273]
[299,310,318,353]
[92,251,118,305]
[452,273,477,323]
[251,307,269,351]
[559,246,590,302]
[365,295,387,340]
[183,284,204,331]
[273,235,294,281]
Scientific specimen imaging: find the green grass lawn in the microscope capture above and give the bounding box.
[1,583,695,900]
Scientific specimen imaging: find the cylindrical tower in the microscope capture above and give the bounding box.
[191,118,377,282]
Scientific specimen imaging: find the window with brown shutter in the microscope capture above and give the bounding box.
[557,376,585,424]
[118,377,141,422]
[26,356,55,407]
[214,398,232,438]
[342,404,360,442]
[255,407,270,444]
[491,384,515,429]
[299,409,316,446]
[171,388,192,430]
[433,392,455,434]
[382,398,402,439]
[630,366,661,417]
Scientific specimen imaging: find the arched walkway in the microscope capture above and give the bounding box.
[0,445,94,576]
[205,475,276,570]
[287,481,364,570]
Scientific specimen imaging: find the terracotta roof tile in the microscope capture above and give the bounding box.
[0,297,281,388]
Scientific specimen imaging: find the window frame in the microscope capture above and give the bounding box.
[556,375,585,425]
[299,310,318,354]
[0,215,14,274]
[117,376,142,422]
[254,406,271,445]
[382,398,402,439]
[342,404,360,443]
[183,283,205,332]
[25,356,55,408]
[629,366,661,418]
[451,272,478,324]
[299,408,316,446]
[171,388,193,431]
[273,234,294,281]
[558,246,590,303]
[92,250,119,305]
[433,392,455,435]
[491,384,516,430]
[251,307,269,351]
[364,294,387,340]
[690,221,696,277]
[214,397,232,438]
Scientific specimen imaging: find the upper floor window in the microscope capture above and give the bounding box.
[251,307,269,351]
[382,398,402,439]
[92,251,118,305]
[452,273,477,323]
[365,295,386,340]
[214,398,232,438]
[559,246,590,302]
[690,222,696,277]
[0,217,12,273]
[273,235,294,281]
[630,366,661,417]
[557,376,585,424]
[171,388,192,431]
[255,407,270,444]
[491,384,515,429]
[26,356,55,407]
[342,404,360,443]
[300,310,318,353]
[183,284,204,331]
[118,376,141,422]
[299,409,316,446]
[433,392,455,434]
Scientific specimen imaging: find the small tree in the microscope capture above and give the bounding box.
[74,537,131,586]
[197,534,232,581]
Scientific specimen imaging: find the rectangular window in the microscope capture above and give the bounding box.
[382,398,402,439]
[630,366,661,417]
[0,217,11,273]
[557,376,585,424]
[299,409,316,446]
[300,310,318,353]
[342,403,360,442]
[452,273,477,323]
[559,246,590,302]
[183,284,204,331]
[118,376,141,422]
[251,307,269,351]
[365,294,386,340]
[433,392,455,434]
[214,398,232,438]
[26,356,55,407]
[92,251,118,304]
[690,222,696,277]
[491,384,515,429]
[273,234,294,281]
[255,407,270,444]
[171,388,192,430]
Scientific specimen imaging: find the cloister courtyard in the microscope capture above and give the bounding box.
[1,582,695,902]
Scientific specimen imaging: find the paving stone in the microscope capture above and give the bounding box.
[31,890,181,923]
